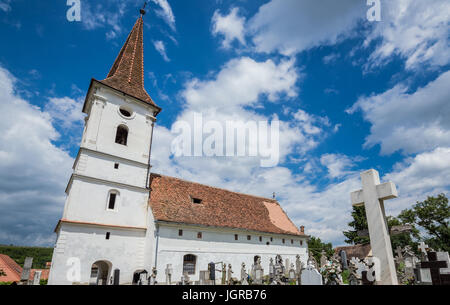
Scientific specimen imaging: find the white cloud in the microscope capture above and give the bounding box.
[365,0,450,70]
[44,97,84,130]
[0,66,74,246]
[0,0,11,12]
[320,154,359,179]
[247,0,364,55]
[348,71,450,155]
[211,7,246,49]
[151,0,176,31]
[153,40,170,62]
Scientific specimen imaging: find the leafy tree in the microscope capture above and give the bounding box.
[308,236,334,262]
[343,205,418,251]
[398,193,450,252]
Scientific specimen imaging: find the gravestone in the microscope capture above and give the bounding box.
[113,269,120,285]
[295,255,303,285]
[301,261,322,285]
[227,264,233,285]
[32,271,42,285]
[165,264,173,285]
[420,252,450,285]
[269,258,274,282]
[199,270,209,285]
[436,252,450,274]
[320,251,328,268]
[351,169,399,285]
[418,242,429,261]
[240,263,248,285]
[20,257,33,284]
[339,250,348,270]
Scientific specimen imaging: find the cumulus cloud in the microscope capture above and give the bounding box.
[151,0,176,31]
[320,154,361,179]
[0,0,11,12]
[153,40,170,62]
[365,0,450,70]
[211,7,246,49]
[0,67,74,246]
[348,71,450,155]
[247,0,364,55]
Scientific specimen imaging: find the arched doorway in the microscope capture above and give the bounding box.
[90,260,112,285]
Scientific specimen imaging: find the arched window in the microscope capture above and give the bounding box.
[183,254,196,275]
[115,125,128,145]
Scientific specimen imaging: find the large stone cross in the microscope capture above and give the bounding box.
[351,169,399,285]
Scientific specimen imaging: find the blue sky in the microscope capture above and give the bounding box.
[0,0,449,247]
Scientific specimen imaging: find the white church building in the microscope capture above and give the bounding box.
[48,11,309,285]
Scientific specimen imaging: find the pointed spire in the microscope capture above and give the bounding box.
[100,12,159,110]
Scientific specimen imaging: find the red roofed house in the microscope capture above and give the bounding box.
[47,9,309,285]
[0,254,50,284]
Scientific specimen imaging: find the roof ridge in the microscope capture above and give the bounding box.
[150,173,278,203]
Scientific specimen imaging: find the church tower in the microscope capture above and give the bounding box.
[48,10,161,285]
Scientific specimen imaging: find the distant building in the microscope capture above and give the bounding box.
[334,244,372,261]
[0,254,50,283]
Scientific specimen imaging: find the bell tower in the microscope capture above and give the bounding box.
[49,9,162,285]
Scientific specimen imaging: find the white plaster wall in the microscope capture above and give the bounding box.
[48,223,147,285]
[154,225,309,283]
[81,86,156,165]
[63,177,149,228]
[74,149,148,188]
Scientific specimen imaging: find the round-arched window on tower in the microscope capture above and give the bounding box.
[115,125,129,146]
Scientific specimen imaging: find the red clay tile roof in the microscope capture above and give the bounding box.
[0,254,22,282]
[149,174,305,237]
[334,244,372,259]
[99,16,159,110]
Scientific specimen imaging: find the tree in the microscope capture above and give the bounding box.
[343,205,370,245]
[308,236,334,262]
[398,193,450,252]
[343,205,418,251]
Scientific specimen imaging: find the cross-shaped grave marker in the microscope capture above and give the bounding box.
[351,169,399,285]
[420,252,450,285]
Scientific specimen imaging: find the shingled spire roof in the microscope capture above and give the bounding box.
[99,15,159,110]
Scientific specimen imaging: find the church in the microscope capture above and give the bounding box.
[47,10,309,285]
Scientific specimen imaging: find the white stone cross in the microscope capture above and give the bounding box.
[418,242,429,255]
[351,169,399,285]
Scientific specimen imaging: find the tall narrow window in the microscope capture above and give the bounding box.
[282,238,285,244]
[106,232,110,240]
[234,234,238,241]
[179,229,183,236]
[197,232,202,239]
[115,125,128,145]
[247,235,251,241]
[183,254,196,275]
[107,191,118,210]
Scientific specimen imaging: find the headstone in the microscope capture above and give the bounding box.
[222,264,227,285]
[339,250,348,270]
[284,258,290,277]
[113,269,120,285]
[240,263,248,285]
[20,257,33,284]
[301,261,322,285]
[149,267,157,285]
[420,252,450,285]
[199,270,209,285]
[32,271,42,285]
[227,264,233,285]
[437,252,450,274]
[295,255,303,285]
[165,264,173,285]
[350,169,399,285]
[418,242,429,261]
[320,251,328,268]
[269,258,274,282]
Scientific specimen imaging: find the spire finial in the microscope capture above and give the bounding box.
[140,1,147,16]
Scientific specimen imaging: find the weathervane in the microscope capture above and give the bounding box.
[140,1,148,16]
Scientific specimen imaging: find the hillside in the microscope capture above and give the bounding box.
[0,245,53,269]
